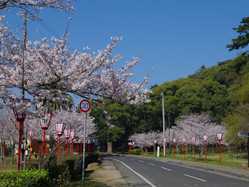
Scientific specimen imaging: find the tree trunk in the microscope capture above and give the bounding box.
[107,142,112,153]
[17,118,24,170]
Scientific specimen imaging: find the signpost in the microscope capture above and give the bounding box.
[238,131,249,167]
[80,99,91,182]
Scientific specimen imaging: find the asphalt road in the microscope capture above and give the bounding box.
[109,155,249,187]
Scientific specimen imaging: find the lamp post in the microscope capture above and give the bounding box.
[64,129,71,159]
[28,130,33,160]
[128,140,134,153]
[173,138,176,159]
[69,130,75,158]
[192,137,196,159]
[40,113,52,157]
[203,135,208,161]
[55,123,64,160]
[154,140,157,157]
[217,133,223,162]
[0,138,3,163]
[182,138,186,160]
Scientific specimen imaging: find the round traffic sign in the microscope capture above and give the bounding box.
[80,99,91,113]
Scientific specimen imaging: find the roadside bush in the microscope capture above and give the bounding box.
[129,148,142,155]
[44,152,100,185]
[0,169,51,187]
[85,152,100,167]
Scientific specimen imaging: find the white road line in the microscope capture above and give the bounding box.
[112,158,157,187]
[139,160,144,163]
[184,174,207,182]
[149,163,155,166]
[161,166,172,171]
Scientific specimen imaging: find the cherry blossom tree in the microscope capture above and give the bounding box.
[0,16,147,169]
[0,108,17,143]
[49,110,96,141]
[0,17,147,106]
[130,113,227,149]
[0,0,73,11]
[175,113,226,145]
[130,131,162,148]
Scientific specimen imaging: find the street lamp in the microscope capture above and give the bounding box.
[192,137,196,159]
[154,140,157,157]
[55,123,64,160]
[28,130,33,160]
[182,138,186,159]
[203,135,208,161]
[40,113,52,156]
[217,133,223,142]
[173,138,176,159]
[64,129,71,158]
[216,133,223,162]
[69,130,75,158]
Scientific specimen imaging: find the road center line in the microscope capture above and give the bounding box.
[112,158,157,187]
[149,163,155,166]
[184,174,207,182]
[161,166,172,171]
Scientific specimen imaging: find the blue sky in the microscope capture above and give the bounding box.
[2,0,249,86]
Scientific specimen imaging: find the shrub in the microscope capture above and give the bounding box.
[129,148,142,155]
[0,169,51,187]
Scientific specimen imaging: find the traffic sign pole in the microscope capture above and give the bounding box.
[82,112,87,182]
[79,99,91,182]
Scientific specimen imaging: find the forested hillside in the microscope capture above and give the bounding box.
[92,16,249,150]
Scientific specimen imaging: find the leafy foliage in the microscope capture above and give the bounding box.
[0,169,50,187]
[227,16,249,51]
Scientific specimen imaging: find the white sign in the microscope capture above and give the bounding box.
[238,131,249,138]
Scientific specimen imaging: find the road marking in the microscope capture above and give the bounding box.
[112,158,157,187]
[149,163,155,166]
[161,166,172,171]
[138,160,144,163]
[184,174,207,182]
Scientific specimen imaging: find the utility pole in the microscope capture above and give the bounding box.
[161,92,166,157]
[168,113,171,147]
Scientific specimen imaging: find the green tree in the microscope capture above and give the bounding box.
[224,105,249,145]
[227,16,249,51]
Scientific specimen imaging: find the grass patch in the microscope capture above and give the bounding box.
[133,151,248,169]
[67,180,109,187]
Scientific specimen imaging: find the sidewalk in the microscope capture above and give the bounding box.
[87,159,127,187]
